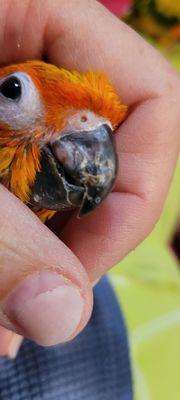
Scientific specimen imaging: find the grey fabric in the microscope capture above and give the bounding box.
[0,277,133,400]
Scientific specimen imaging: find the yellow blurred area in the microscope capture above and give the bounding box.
[109,34,180,400]
[156,0,180,18]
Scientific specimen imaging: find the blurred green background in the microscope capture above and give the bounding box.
[100,1,180,399]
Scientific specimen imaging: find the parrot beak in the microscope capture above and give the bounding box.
[51,124,117,216]
[29,124,117,217]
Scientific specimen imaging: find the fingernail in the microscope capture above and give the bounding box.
[3,271,84,346]
[7,334,23,359]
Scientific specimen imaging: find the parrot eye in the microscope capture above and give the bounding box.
[0,72,42,130]
[0,76,22,101]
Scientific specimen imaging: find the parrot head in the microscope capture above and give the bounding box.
[0,61,127,221]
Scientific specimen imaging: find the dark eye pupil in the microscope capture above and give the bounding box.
[0,76,21,100]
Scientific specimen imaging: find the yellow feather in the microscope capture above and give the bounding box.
[10,145,40,202]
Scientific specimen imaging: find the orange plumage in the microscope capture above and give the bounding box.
[0,61,127,221]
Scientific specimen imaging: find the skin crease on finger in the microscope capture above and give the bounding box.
[0,0,179,353]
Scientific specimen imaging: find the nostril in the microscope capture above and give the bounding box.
[81,115,88,122]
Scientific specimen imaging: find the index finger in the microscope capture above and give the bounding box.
[45,0,177,104]
[0,0,175,103]
[44,0,179,279]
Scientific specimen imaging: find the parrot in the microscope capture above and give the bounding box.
[0,61,127,223]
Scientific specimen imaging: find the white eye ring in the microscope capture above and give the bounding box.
[0,72,43,130]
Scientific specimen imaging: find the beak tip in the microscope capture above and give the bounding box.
[78,193,103,217]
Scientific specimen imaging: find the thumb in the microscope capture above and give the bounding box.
[0,185,93,346]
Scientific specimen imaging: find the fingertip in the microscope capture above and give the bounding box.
[1,270,93,346]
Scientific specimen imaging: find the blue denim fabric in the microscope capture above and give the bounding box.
[0,277,133,400]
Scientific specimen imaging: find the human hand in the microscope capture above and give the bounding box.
[0,0,179,357]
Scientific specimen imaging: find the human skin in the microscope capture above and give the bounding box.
[0,0,179,357]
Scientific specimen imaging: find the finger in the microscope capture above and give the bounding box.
[0,0,176,102]
[0,326,23,358]
[0,186,93,346]
[0,0,46,65]
[45,0,177,104]
[43,0,179,279]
